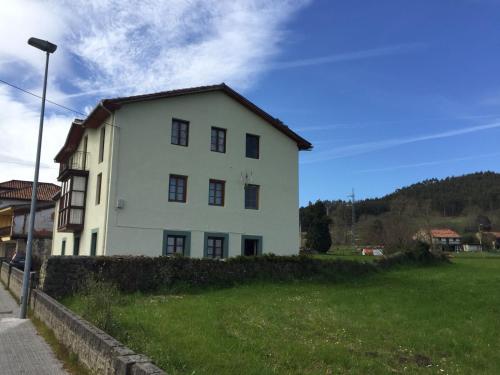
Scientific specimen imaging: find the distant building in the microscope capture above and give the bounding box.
[415,228,462,252]
[463,244,482,252]
[0,180,60,260]
[478,231,500,250]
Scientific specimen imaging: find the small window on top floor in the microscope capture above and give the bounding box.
[246,134,260,159]
[99,126,105,163]
[211,127,226,153]
[171,119,189,146]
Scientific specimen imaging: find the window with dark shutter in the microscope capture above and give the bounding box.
[246,134,260,159]
[245,184,259,209]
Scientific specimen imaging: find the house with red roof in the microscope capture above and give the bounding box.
[414,228,462,251]
[0,180,60,260]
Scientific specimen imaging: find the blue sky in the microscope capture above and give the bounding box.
[1,0,499,206]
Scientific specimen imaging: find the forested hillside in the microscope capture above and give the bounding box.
[301,171,500,247]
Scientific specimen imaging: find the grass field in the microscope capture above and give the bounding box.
[64,258,500,374]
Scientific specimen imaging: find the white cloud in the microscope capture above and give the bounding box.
[302,121,500,164]
[0,0,310,182]
[0,86,72,183]
[268,43,427,70]
[356,152,500,173]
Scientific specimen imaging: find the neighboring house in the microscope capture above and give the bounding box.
[51,84,312,258]
[463,244,483,252]
[0,180,60,260]
[477,231,500,250]
[415,228,462,251]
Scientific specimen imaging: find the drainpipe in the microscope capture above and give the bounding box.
[99,103,116,256]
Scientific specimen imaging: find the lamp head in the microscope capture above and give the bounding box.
[28,37,57,53]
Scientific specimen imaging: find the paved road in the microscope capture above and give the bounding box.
[0,285,68,375]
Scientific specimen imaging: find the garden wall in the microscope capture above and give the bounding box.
[39,255,379,298]
[0,261,36,302]
[30,289,166,375]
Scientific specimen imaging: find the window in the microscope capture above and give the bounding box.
[245,184,259,209]
[246,134,260,159]
[73,236,80,256]
[166,235,185,255]
[61,239,66,256]
[207,236,224,258]
[169,175,187,202]
[99,126,105,163]
[211,127,226,153]
[171,119,189,146]
[209,179,225,206]
[82,135,88,169]
[58,175,87,230]
[90,232,98,256]
[96,173,102,205]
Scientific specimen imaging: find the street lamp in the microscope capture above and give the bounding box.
[20,37,57,319]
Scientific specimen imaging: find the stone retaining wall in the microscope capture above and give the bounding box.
[30,290,166,375]
[2,262,166,375]
[0,262,10,287]
[0,261,36,303]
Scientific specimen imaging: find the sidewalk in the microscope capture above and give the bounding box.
[0,285,67,374]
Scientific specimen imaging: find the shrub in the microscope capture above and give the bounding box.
[40,251,448,299]
[78,276,119,333]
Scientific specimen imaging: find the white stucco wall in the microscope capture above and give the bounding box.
[52,115,114,256]
[105,91,300,257]
[53,91,302,257]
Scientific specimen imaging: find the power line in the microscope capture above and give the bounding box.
[0,77,119,129]
[0,78,87,117]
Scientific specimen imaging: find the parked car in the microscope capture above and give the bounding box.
[9,252,25,270]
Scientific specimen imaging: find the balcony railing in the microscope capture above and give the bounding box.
[58,151,89,181]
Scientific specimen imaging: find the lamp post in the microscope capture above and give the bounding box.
[19,37,57,319]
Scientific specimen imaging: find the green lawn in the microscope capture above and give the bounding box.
[64,258,500,374]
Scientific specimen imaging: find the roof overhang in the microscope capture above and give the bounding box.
[54,84,313,162]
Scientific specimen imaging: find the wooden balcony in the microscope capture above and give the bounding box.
[58,151,89,181]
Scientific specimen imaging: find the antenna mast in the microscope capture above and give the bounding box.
[348,188,356,248]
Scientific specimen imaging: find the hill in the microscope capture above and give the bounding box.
[301,171,500,247]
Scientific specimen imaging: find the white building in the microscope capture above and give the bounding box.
[51,84,312,258]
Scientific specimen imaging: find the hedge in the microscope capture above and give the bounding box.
[39,250,449,299]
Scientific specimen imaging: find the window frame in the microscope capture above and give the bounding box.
[210,127,226,153]
[245,133,260,159]
[168,174,188,203]
[171,118,190,147]
[98,126,105,163]
[204,232,229,259]
[208,179,225,206]
[90,230,98,256]
[244,184,260,210]
[58,175,87,230]
[165,235,186,255]
[96,173,102,205]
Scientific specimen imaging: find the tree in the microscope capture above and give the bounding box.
[305,201,332,252]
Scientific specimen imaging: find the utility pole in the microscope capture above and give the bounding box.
[348,188,355,248]
[20,38,57,319]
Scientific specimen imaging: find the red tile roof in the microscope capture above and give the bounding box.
[0,180,33,190]
[0,181,60,202]
[430,229,460,238]
[55,83,313,162]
